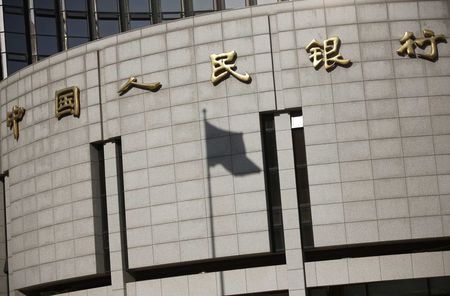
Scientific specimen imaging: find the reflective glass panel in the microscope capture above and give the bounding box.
[36,35,59,57]
[193,0,213,11]
[67,18,89,37]
[129,0,150,12]
[34,0,55,9]
[161,0,181,12]
[3,0,24,7]
[65,0,87,11]
[130,19,151,29]
[4,14,26,33]
[5,33,27,53]
[35,15,58,35]
[98,19,120,37]
[368,279,428,296]
[225,0,246,9]
[430,277,450,295]
[7,60,28,75]
[68,37,89,48]
[96,0,118,12]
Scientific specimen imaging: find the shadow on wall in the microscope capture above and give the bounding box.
[204,109,261,176]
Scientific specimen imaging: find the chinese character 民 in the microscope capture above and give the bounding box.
[305,37,351,72]
[118,76,162,96]
[7,105,26,141]
[55,86,80,120]
[397,29,447,62]
[210,51,251,85]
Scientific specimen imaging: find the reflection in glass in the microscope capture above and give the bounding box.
[96,0,119,12]
[193,0,214,12]
[33,0,55,9]
[98,19,120,38]
[225,0,246,9]
[67,18,89,36]
[130,19,151,29]
[65,0,87,11]
[36,35,59,57]
[4,14,26,33]
[35,16,57,35]
[129,0,150,12]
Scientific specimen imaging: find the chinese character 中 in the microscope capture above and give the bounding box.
[397,29,447,62]
[55,86,81,120]
[210,51,251,85]
[7,105,26,141]
[305,37,352,72]
[118,76,162,96]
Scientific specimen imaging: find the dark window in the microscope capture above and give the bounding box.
[225,0,246,9]
[291,111,314,248]
[65,0,91,48]
[261,114,285,252]
[96,0,121,37]
[128,0,152,29]
[160,0,182,20]
[3,0,31,74]
[309,277,450,296]
[192,0,214,13]
[34,0,62,59]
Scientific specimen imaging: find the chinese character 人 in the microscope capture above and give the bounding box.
[397,29,447,62]
[55,86,80,120]
[306,37,351,72]
[118,76,162,96]
[7,105,25,141]
[210,51,251,85]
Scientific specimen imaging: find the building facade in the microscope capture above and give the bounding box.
[0,0,450,296]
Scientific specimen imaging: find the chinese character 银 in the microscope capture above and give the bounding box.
[7,105,26,141]
[55,86,80,120]
[305,37,351,72]
[118,76,162,96]
[210,51,251,85]
[397,29,447,62]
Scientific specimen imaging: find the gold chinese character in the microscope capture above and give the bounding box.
[397,29,447,62]
[55,86,80,120]
[118,76,162,96]
[7,105,26,141]
[305,37,351,72]
[210,51,251,85]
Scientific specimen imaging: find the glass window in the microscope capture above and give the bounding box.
[96,0,119,12]
[130,19,151,29]
[161,0,181,12]
[35,15,58,35]
[129,0,150,12]
[33,0,55,9]
[66,18,89,37]
[65,0,87,11]
[68,37,89,48]
[36,35,59,57]
[225,0,246,9]
[3,0,24,7]
[192,0,214,12]
[7,60,28,75]
[369,279,428,296]
[5,33,28,53]
[4,14,26,33]
[98,19,120,38]
[430,277,450,295]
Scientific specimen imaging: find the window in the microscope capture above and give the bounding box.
[96,0,121,38]
[225,0,246,9]
[192,0,214,14]
[34,0,62,59]
[160,0,183,20]
[128,0,152,29]
[291,112,314,248]
[309,277,450,296]
[3,0,31,74]
[261,114,285,252]
[65,0,91,48]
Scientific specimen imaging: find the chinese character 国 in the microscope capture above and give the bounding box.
[397,29,447,62]
[118,76,162,96]
[7,105,26,141]
[55,86,80,120]
[210,51,251,85]
[305,37,351,72]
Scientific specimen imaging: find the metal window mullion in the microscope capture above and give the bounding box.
[119,0,129,32]
[89,0,99,39]
[27,0,38,63]
[0,0,8,78]
[59,0,67,51]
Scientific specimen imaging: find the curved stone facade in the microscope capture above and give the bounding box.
[0,1,449,295]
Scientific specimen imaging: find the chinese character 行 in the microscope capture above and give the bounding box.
[118,76,162,96]
[305,37,351,72]
[397,29,447,62]
[210,51,251,85]
[55,86,80,120]
[7,105,25,141]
